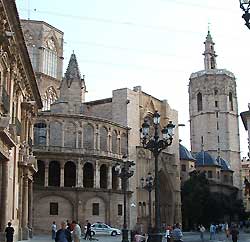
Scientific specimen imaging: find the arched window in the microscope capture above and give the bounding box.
[100,127,108,151]
[83,162,94,188]
[83,124,94,149]
[34,122,46,146]
[112,130,118,154]
[48,161,60,186]
[121,133,127,155]
[64,161,76,187]
[197,92,203,112]
[50,121,62,147]
[64,122,76,148]
[229,92,233,111]
[42,38,58,78]
[211,57,215,69]
[100,164,108,189]
[112,166,119,190]
[42,86,58,111]
[34,160,45,186]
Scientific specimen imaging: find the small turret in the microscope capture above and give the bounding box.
[203,30,217,70]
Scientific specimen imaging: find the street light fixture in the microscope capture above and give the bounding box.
[140,111,175,242]
[115,155,135,242]
[140,172,154,233]
[239,0,250,29]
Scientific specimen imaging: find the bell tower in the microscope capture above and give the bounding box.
[189,31,241,188]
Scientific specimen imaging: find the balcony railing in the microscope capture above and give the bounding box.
[0,85,10,113]
[33,145,122,159]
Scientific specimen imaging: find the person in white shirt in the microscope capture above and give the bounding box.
[71,221,81,242]
[199,224,205,242]
[52,221,57,241]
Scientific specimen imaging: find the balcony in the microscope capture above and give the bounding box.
[33,145,123,160]
[0,85,10,113]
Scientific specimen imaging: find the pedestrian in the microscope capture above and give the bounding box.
[5,222,14,242]
[171,223,183,242]
[134,231,146,242]
[72,221,81,242]
[52,221,57,241]
[84,220,92,240]
[210,223,216,240]
[230,225,239,242]
[165,224,172,242]
[199,224,205,242]
[55,221,72,242]
[225,222,229,239]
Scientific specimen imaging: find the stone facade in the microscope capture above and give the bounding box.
[20,19,64,111]
[0,1,42,241]
[189,31,241,189]
[241,157,250,212]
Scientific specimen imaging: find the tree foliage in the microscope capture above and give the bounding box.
[181,171,245,230]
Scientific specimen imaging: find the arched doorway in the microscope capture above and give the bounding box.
[100,164,108,189]
[83,162,94,188]
[64,161,76,187]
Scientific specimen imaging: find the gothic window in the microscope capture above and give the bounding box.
[229,92,233,111]
[83,124,94,149]
[42,86,58,111]
[112,130,118,154]
[34,160,45,186]
[121,133,127,155]
[64,161,76,187]
[215,101,218,108]
[83,162,94,188]
[42,38,58,78]
[100,164,108,189]
[197,92,203,112]
[211,57,215,69]
[100,126,108,151]
[50,121,62,147]
[64,122,76,148]
[34,122,46,146]
[48,161,60,186]
[112,166,119,190]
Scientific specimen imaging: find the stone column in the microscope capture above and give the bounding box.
[28,180,33,237]
[118,175,122,190]
[77,159,83,187]
[107,165,112,189]
[95,126,100,151]
[62,123,65,147]
[22,174,29,239]
[95,160,100,189]
[76,131,79,148]
[46,123,50,147]
[44,161,49,187]
[0,162,9,240]
[60,162,65,187]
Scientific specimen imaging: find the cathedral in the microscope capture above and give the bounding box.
[21,20,182,234]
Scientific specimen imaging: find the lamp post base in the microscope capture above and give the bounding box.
[147,232,163,242]
[122,228,129,242]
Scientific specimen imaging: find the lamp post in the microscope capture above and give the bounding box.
[115,155,135,242]
[239,0,250,29]
[140,172,154,233]
[140,111,175,242]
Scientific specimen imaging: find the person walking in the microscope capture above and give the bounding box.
[5,222,14,242]
[171,223,183,242]
[72,221,81,242]
[165,224,172,242]
[210,223,216,240]
[230,225,239,242]
[55,221,72,242]
[84,220,92,240]
[52,221,57,241]
[199,224,206,242]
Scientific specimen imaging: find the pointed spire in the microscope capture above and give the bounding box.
[203,30,217,70]
[64,52,81,87]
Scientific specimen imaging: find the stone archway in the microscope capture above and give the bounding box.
[159,170,175,226]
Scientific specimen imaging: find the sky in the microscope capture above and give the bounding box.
[16,0,250,157]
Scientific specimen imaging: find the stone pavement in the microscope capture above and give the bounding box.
[19,231,250,242]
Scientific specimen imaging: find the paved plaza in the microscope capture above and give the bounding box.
[19,231,250,242]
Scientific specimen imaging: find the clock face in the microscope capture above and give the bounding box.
[46,38,55,50]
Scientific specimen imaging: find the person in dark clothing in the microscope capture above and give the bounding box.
[230,225,239,242]
[55,221,72,242]
[5,222,14,242]
[84,220,92,240]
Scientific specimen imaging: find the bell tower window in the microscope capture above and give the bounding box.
[197,92,203,112]
[229,92,233,111]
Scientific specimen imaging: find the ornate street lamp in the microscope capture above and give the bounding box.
[140,111,175,242]
[115,155,135,242]
[140,172,154,233]
[239,0,250,29]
